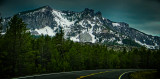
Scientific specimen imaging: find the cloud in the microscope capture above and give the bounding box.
[130,21,160,36]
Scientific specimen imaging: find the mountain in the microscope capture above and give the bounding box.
[2,5,160,49]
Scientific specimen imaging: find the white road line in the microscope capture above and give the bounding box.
[118,71,135,79]
[118,69,156,79]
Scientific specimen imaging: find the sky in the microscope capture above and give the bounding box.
[0,0,160,36]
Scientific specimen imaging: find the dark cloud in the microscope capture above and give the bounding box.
[135,21,160,36]
[0,0,6,6]
[148,0,160,3]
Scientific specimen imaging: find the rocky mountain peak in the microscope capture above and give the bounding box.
[82,8,95,17]
[40,5,51,10]
[41,5,51,9]
[84,8,94,13]
[37,5,53,12]
[18,5,53,15]
[95,11,102,17]
[2,6,160,49]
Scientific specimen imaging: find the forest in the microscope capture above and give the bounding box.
[0,15,160,78]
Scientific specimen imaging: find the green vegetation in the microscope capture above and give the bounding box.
[122,39,141,47]
[0,15,160,78]
[129,70,160,79]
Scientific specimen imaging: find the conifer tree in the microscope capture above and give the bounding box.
[4,15,31,76]
[55,28,65,57]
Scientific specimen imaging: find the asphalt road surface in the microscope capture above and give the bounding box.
[13,69,152,79]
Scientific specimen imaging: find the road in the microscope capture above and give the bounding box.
[13,69,152,79]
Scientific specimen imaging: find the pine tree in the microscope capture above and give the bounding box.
[4,15,31,76]
[54,29,65,57]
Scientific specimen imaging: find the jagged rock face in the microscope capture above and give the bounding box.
[107,22,160,49]
[2,6,160,49]
[19,6,57,29]
[79,32,92,42]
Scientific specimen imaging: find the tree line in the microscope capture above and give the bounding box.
[0,15,160,78]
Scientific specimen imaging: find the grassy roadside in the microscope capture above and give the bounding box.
[129,70,160,79]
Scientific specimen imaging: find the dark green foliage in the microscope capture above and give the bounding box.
[0,15,32,77]
[129,70,158,79]
[122,39,141,47]
[0,16,160,78]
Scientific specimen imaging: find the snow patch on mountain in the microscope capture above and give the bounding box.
[87,20,95,27]
[135,39,156,49]
[89,32,96,43]
[79,20,86,27]
[35,26,56,36]
[88,21,96,43]
[112,23,120,27]
[108,37,116,42]
[52,10,75,27]
[70,35,80,42]
[117,40,123,44]
[1,32,5,35]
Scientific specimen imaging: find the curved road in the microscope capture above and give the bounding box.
[13,69,152,79]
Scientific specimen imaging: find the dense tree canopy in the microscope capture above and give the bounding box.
[0,15,160,78]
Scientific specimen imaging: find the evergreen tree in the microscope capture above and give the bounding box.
[3,15,31,76]
[54,29,65,57]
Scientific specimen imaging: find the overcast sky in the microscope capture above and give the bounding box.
[0,0,160,36]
